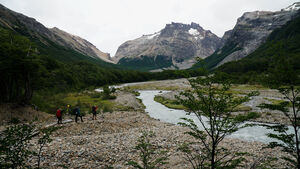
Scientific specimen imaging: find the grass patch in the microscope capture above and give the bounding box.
[153,95,251,112]
[231,84,268,90]
[154,96,186,110]
[233,112,261,121]
[247,112,261,119]
[228,89,248,95]
[132,91,141,96]
[123,90,140,96]
[32,91,115,115]
[264,98,292,107]
[62,93,115,114]
[265,112,272,116]
[233,105,253,112]
[123,84,183,91]
[136,98,146,110]
[32,92,68,114]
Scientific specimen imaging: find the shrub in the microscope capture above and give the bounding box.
[176,74,259,169]
[127,131,169,169]
[102,85,116,100]
[0,124,35,168]
[102,105,113,113]
[0,124,59,168]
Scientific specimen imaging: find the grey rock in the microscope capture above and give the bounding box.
[215,2,300,67]
[50,27,113,63]
[114,22,222,70]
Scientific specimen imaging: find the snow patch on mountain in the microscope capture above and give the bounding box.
[188,28,200,36]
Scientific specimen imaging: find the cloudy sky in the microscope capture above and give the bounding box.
[0,0,297,56]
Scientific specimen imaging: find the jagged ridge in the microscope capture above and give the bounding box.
[196,2,300,70]
[114,22,222,71]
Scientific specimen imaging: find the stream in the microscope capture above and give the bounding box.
[137,90,294,144]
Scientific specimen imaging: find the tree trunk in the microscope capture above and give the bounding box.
[211,142,215,169]
[24,73,33,104]
[291,87,300,169]
[293,118,300,169]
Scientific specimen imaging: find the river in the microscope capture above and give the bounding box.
[137,90,294,144]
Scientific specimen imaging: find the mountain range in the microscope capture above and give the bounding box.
[115,2,300,71]
[195,2,300,70]
[0,2,299,72]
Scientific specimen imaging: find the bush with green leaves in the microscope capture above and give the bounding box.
[0,124,59,169]
[36,126,61,169]
[102,85,116,100]
[0,124,35,168]
[127,131,169,169]
[176,74,259,169]
[102,105,113,113]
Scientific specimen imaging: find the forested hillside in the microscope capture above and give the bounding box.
[0,26,206,104]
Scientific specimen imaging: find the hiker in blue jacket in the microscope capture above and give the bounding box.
[74,106,83,123]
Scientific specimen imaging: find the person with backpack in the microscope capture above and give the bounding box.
[74,106,83,123]
[66,104,71,115]
[56,108,63,124]
[92,105,98,120]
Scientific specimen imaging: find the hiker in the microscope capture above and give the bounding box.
[74,106,83,123]
[56,108,63,124]
[66,104,71,115]
[92,105,98,120]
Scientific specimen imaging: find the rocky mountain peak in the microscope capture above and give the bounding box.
[160,22,206,37]
[283,2,300,11]
[212,2,300,68]
[114,22,222,71]
[164,22,203,30]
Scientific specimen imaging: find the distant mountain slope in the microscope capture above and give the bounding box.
[193,2,300,70]
[115,22,222,71]
[0,4,113,65]
[49,27,113,63]
[218,11,300,75]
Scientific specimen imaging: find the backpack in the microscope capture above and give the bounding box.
[56,109,62,117]
[73,108,79,115]
[72,108,76,115]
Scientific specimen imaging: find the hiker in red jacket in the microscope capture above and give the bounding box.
[56,108,63,124]
[92,105,98,120]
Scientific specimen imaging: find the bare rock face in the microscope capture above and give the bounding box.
[0,4,112,62]
[50,27,112,63]
[215,2,300,67]
[114,22,222,70]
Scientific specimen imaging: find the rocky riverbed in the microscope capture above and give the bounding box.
[155,88,292,125]
[1,79,294,168]
[31,109,289,169]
